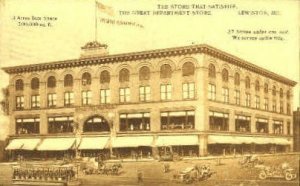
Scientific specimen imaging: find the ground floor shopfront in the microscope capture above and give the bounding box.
[5,133,293,161]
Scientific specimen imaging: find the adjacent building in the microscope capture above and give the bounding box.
[2,42,297,160]
[293,108,300,152]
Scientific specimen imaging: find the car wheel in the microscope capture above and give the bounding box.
[258,172,267,180]
[285,172,293,181]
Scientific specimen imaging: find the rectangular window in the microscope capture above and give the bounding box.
[279,101,283,113]
[120,113,150,131]
[31,95,40,109]
[100,89,110,104]
[255,96,260,109]
[234,90,240,105]
[287,103,291,115]
[209,111,229,131]
[64,92,74,106]
[264,98,269,111]
[120,88,130,103]
[160,84,172,100]
[16,118,40,134]
[222,87,229,103]
[273,120,283,134]
[48,116,74,133]
[235,115,251,132]
[82,90,92,105]
[208,84,216,101]
[272,100,277,112]
[160,111,195,130]
[245,93,251,107]
[183,82,195,99]
[139,86,150,102]
[256,118,268,133]
[47,93,57,107]
[287,122,290,135]
[16,96,24,110]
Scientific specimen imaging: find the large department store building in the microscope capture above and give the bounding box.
[2,42,297,160]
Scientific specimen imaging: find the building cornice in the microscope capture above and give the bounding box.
[1,44,297,86]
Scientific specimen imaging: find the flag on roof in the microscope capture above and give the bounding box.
[96,1,114,16]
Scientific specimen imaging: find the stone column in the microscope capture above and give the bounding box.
[250,114,256,133]
[199,135,208,156]
[39,113,48,134]
[229,110,235,132]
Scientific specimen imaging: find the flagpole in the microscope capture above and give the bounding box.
[95,0,97,41]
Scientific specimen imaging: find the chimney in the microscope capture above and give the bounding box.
[80,41,109,58]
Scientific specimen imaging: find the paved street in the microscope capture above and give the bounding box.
[0,154,299,185]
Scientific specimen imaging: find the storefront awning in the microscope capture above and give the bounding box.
[156,135,198,146]
[112,136,153,148]
[37,138,76,151]
[5,138,41,150]
[208,135,292,145]
[78,137,109,150]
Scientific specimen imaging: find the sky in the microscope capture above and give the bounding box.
[0,0,299,110]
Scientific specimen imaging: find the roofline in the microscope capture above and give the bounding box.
[1,44,297,86]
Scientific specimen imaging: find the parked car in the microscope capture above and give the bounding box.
[239,154,263,168]
[258,163,297,181]
[172,165,213,184]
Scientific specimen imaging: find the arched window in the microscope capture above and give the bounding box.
[160,64,172,78]
[47,76,56,88]
[280,88,283,98]
[139,66,150,81]
[83,116,110,132]
[82,72,92,86]
[255,80,260,91]
[64,74,73,87]
[15,79,24,91]
[182,62,195,76]
[286,90,290,100]
[208,64,216,78]
[234,73,240,86]
[100,70,110,84]
[119,68,129,82]
[272,86,276,96]
[31,77,39,90]
[245,76,250,89]
[222,69,229,82]
[264,83,268,93]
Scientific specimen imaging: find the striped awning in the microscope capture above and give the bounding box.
[5,139,41,150]
[156,135,198,146]
[78,137,109,150]
[37,138,76,151]
[112,136,153,148]
[208,135,292,145]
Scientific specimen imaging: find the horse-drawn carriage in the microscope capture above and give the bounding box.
[82,161,122,176]
[98,163,122,175]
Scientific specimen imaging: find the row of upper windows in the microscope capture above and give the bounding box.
[207,84,291,115]
[14,62,196,91]
[208,64,291,99]
[15,83,196,110]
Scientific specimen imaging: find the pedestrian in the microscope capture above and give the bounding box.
[137,170,143,183]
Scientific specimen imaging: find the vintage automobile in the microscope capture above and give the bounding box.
[172,167,195,184]
[239,154,263,168]
[258,163,297,181]
[172,165,213,184]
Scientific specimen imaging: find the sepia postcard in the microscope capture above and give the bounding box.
[0,0,299,185]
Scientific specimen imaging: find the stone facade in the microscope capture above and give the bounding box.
[2,44,297,158]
